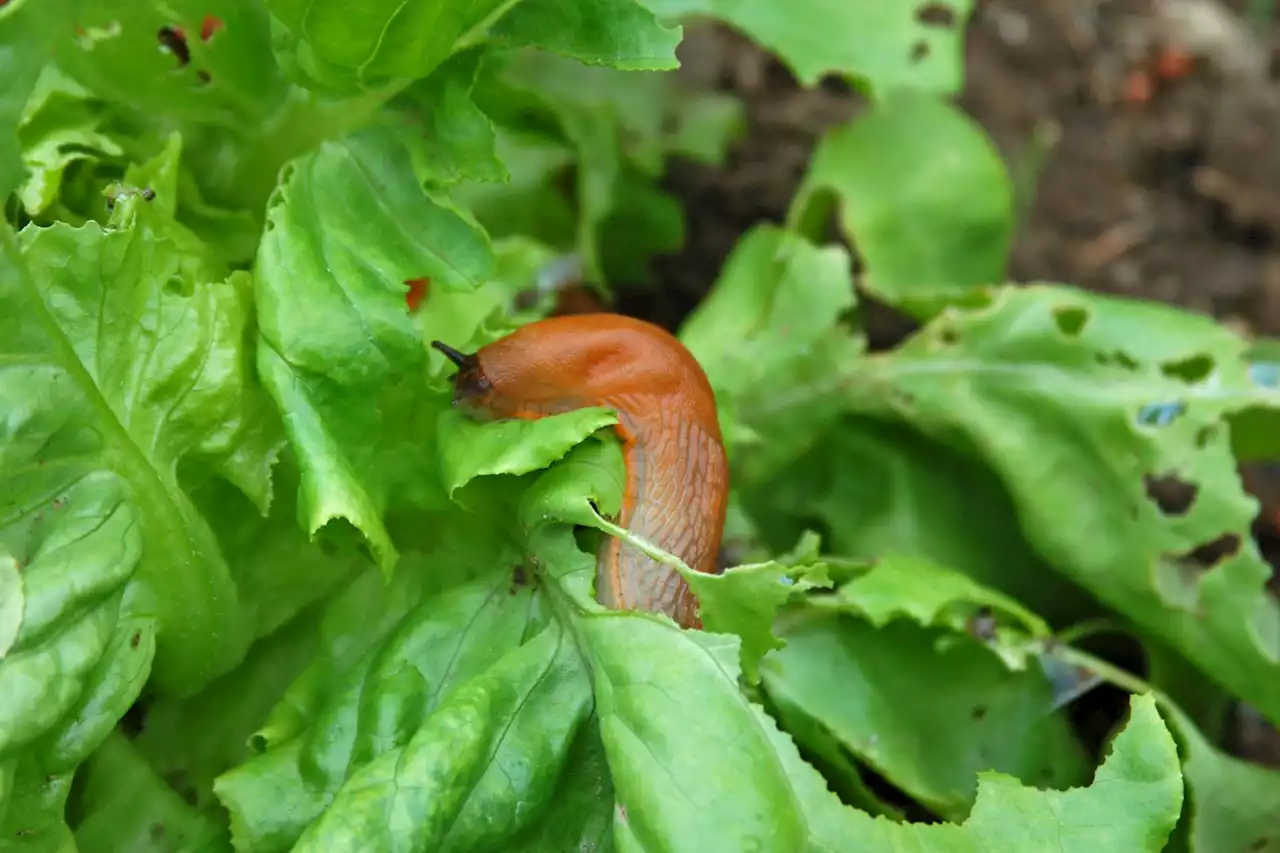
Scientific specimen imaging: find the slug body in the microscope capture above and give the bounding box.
[435,313,728,628]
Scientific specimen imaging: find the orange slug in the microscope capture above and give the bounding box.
[432,313,728,628]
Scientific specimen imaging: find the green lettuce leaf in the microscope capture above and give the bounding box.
[254,125,494,569]
[761,611,1088,820]
[643,0,975,93]
[290,622,592,853]
[789,92,1013,319]
[16,66,124,219]
[3,186,282,717]
[0,0,62,200]
[771,692,1182,852]
[71,732,231,853]
[214,526,548,852]
[55,0,289,129]
[821,285,1280,718]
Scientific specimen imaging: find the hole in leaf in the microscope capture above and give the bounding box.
[966,606,997,641]
[1052,305,1089,337]
[510,563,532,594]
[163,276,190,296]
[1195,425,1216,447]
[157,25,190,66]
[916,2,957,28]
[910,40,930,63]
[1249,362,1280,388]
[196,69,212,85]
[1143,473,1198,516]
[1183,533,1242,569]
[1160,353,1214,383]
[938,325,957,345]
[120,701,149,737]
[1096,350,1140,371]
[1136,401,1184,427]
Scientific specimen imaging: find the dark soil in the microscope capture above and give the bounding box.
[654,0,1280,341]
[648,0,1280,767]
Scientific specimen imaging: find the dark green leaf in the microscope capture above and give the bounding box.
[289,623,592,853]
[72,733,230,853]
[215,544,543,853]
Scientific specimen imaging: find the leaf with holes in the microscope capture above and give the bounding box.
[761,611,1090,821]
[789,92,1013,319]
[253,125,494,570]
[825,284,1280,718]
[768,692,1181,853]
[55,0,289,129]
[642,0,974,92]
[735,420,1100,627]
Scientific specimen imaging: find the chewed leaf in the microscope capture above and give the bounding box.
[763,613,1088,820]
[437,406,618,498]
[789,93,1012,319]
[834,284,1280,718]
[686,558,832,684]
[254,126,494,569]
[765,691,1181,853]
[55,0,288,128]
[643,0,974,92]
[816,554,1050,668]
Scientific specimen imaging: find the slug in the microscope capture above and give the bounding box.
[432,313,728,628]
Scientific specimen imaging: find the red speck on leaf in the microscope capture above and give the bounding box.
[200,14,224,41]
[405,278,430,312]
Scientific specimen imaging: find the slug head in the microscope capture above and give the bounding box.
[431,341,493,414]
